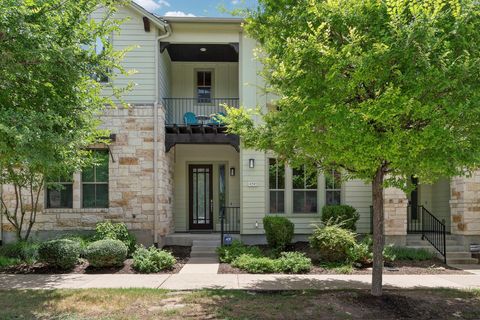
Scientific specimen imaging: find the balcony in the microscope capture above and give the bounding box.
[164,97,240,152]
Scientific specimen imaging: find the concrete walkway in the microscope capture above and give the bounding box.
[2,273,480,291]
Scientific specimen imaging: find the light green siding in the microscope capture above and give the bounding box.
[93,6,157,104]
[344,179,372,233]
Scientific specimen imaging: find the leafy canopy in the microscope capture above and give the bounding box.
[228,0,480,188]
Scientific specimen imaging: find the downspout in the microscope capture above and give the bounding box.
[153,23,171,248]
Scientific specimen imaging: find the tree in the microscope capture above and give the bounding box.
[0,0,131,241]
[227,0,480,295]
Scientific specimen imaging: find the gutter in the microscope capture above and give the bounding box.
[153,23,171,247]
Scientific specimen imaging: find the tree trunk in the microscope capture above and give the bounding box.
[371,165,385,296]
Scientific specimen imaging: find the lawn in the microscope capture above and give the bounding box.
[1,288,480,319]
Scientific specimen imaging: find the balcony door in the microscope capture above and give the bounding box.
[189,164,213,230]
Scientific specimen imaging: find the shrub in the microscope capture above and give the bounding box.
[38,239,81,269]
[0,241,39,263]
[132,246,176,273]
[216,240,262,263]
[263,216,294,251]
[321,205,360,231]
[0,256,21,268]
[309,225,356,263]
[383,246,434,261]
[349,236,373,266]
[94,221,136,254]
[85,239,127,268]
[57,234,94,258]
[232,254,280,273]
[277,252,312,273]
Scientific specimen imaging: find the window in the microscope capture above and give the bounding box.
[292,166,318,213]
[268,158,285,213]
[46,175,73,209]
[82,150,109,208]
[325,170,342,205]
[196,71,212,103]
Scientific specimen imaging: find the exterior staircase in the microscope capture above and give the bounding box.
[190,239,221,258]
[406,234,478,265]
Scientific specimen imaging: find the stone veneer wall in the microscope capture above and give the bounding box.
[450,171,480,236]
[0,105,174,246]
[383,186,408,245]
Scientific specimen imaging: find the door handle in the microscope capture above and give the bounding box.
[210,199,213,213]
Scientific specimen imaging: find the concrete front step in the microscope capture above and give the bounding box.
[192,241,221,248]
[407,240,460,246]
[446,258,479,265]
[406,245,467,252]
[190,252,218,258]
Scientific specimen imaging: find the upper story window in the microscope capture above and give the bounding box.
[46,175,73,209]
[292,166,318,213]
[268,158,285,213]
[82,150,109,208]
[325,170,342,205]
[196,70,212,103]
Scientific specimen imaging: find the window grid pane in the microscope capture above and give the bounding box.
[268,158,285,213]
[293,166,318,213]
[325,170,341,205]
[82,150,109,208]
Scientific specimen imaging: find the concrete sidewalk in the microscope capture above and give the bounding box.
[2,273,480,291]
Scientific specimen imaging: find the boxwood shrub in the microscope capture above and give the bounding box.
[263,216,294,251]
[216,240,262,263]
[132,246,176,273]
[85,239,127,268]
[94,221,136,255]
[277,252,312,273]
[321,205,360,231]
[232,254,280,273]
[38,239,81,270]
[309,225,357,263]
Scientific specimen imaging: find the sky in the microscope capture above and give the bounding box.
[133,0,257,17]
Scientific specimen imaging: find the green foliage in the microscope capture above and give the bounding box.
[232,254,280,274]
[349,236,374,266]
[94,222,136,255]
[0,241,39,264]
[322,205,360,231]
[0,256,21,268]
[57,234,95,258]
[38,239,80,270]
[384,246,435,261]
[263,216,294,251]
[0,0,131,241]
[85,239,127,268]
[216,240,263,263]
[309,225,357,263]
[132,246,176,273]
[276,252,312,274]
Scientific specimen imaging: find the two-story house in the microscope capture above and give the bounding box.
[2,2,480,264]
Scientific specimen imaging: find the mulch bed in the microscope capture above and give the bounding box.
[0,245,191,275]
[218,242,470,275]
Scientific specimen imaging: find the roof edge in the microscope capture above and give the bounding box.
[161,16,244,24]
[128,1,168,29]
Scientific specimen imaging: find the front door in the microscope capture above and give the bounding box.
[189,164,213,230]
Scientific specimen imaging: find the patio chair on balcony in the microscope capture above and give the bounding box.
[183,112,199,125]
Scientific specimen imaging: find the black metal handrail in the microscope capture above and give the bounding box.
[163,98,240,125]
[220,206,240,245]
[420,206,447,264]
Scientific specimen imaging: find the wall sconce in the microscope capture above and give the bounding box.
[249,159,255,168]
[230,167,235,176]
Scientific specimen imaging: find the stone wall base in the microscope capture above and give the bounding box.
[384,235,407,246]
[1,229,156,247]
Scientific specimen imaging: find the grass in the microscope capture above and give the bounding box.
[2,288,479,319]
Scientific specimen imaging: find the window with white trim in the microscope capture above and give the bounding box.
[82,150,109,208]
[325,170,341,205]
[46,175,73,209]
[292,166,318,213]
[196,70,212,103]
[268,158,285,213]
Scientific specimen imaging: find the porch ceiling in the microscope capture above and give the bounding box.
[164,43,239,62]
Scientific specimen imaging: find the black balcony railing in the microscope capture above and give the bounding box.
[163,98,240,125]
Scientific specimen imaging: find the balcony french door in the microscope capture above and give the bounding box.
[189,165,213,230]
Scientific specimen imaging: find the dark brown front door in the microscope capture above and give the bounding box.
[189,164,213,230]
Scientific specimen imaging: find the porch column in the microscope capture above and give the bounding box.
[383,186,408,245]
[450,171,480,236]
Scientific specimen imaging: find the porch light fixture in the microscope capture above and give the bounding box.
[230,167,235,176]
[249,159,255,168]
[200,47,207,52]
